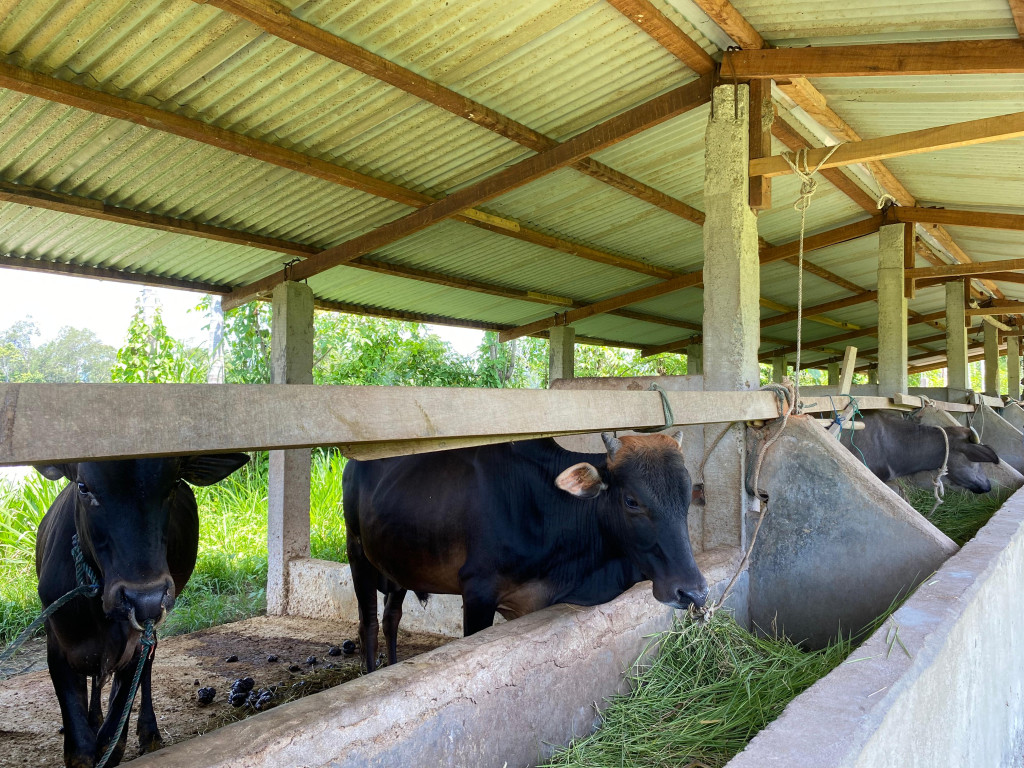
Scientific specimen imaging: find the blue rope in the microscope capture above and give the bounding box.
[94,620,157,768]
[828,395,869,466]
[0,535,101,668]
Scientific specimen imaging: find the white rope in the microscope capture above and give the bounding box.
[926,426,950,519]
[780,144,844,412]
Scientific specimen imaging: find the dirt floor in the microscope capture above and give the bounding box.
[0,616,450,767]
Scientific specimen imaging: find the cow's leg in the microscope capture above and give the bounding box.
[88,676,104,730]
[381,587,407,666]
[47,635,96,768]
[135,644,163,754]
[461,583,498,636]
[95,651,138,767]
[348,539,382,672]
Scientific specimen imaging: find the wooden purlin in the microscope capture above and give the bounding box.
[894,207,1024,232]
[1012,0,1024,38]
[224,73,717,308]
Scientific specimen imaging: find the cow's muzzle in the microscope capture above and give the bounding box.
[109,579,174,628]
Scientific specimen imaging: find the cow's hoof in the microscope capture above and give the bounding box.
[66,755,94,768]
[93,739,126,767]
[138,732,164,754]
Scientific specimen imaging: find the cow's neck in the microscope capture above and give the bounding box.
[893,424,949,476]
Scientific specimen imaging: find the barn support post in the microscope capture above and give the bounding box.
[877,223,909,395]
[984,322,1000,396]
[827,361,841,385]
[867,367,878,384]
[686,343,703,375]
[548,325,575,382]
[701,83,760,552]
[1008,335,1021,401]
[771,355,787,384]
[267,280,314,616]
[945,280,970,390]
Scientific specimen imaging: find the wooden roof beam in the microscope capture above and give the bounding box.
[1012,0,1024,37]
[894,207,1024,231]
[224,73,716,308]
[605,0,717,74]
[751,111,1024,178]
[0,254,229,294]
[727,39,1024,79]
[908,259,1024,280]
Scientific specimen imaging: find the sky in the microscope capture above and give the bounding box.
[0,269,485,355]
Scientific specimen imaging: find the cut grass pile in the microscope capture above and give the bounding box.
[543,613,852,768]
[0,450,350,643]
[901,483,1012,546]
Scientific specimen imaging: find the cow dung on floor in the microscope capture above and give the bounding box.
[0,615,449,767]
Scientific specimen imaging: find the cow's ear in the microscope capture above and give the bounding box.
[555,463,607,499]
[34,464,73,482]
[962,443,1000,465]
[179,453,250,486]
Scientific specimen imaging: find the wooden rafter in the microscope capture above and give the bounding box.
[201,0,706,228]
[965,299,1024,317]
[751,111,1024,178]
[894,207,1024,231]
[604,0,717,74]
[223,74,716,308]
[727,39,1024,79]
[1012,0,1024,37]
[761,291,878,329]
[0,254,230,294]
[908,259,1024,280]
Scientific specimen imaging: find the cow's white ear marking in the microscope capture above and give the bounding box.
[555,463,606,499]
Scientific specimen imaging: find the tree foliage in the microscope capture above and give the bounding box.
[110,298,208,383]
[0,318,115,383]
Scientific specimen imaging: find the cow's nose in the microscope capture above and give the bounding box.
[122,582,172,625]
[677,586,709,608]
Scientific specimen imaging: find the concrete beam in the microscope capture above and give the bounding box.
[945,280,969,390]
[985,322,1001,396]
[877,224,909,394]
[827,362,841,386]
[1008,335,1021,401]
[548,325,575,382]
[268,281,314,615]
[748,415,957,648]
[701,84,761,551]
[973,404,1024,476]
[686,343,703,375]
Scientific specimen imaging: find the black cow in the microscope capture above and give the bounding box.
[342,432,707,672]
[34,454,249,768]
[838,410,999,493]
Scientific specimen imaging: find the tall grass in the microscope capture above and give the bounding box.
[0,451,350,643]
[901,483,1012,546]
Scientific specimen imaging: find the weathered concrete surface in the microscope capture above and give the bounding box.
[913,406,1024,492]
[877,224,908,395]
[748,415,958,648]
[728,484,1024,768]
[701,84,760,553]
[973,404,1024,475]
[268,280,314,615]
[827,362,840,386]
[132,550,743,768]
[1008,335,1021,401]
[771,355,786,384]
[687,343,703,375]
[1003,401,1024,431]
[551,375,707,549]
[548,324,575,382]
[945,280,969,390]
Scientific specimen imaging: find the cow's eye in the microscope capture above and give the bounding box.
[77,482,89,495]
[624,495,640,509]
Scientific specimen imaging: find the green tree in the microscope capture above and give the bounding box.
[0,319,41,382]
[111,299,208,383]
[34,327,115,383]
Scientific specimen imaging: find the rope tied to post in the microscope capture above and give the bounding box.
[779,144,844,409]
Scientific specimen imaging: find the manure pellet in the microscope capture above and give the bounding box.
[267,654,279,663]
[306,655,317,665]
[327,645,341,656]
[342,639,357,655]
[225,655,238,663]
[288,664,301,672]
[196,687,216,705]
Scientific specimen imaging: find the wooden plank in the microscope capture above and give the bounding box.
[0,384,782,465]
[759,298,860,331]
[748,78,773,210]
[751,111,1024,178]
[895,207,1024,232]
[917,272,1024,289]
[690,0,765,48]
[904,222,917,299]
[761,292,878,329]
[727,39,1024,79]
[908,259,1024,280]
[758,216,881,265]
[1012,0,1024,38]
[838,346,858,394]
[0,254,229,294]
[570,158,706,226]
[225,73,716,309]
[971,392,1005,408]
[966,302,1024,317]
[605,0,717,74]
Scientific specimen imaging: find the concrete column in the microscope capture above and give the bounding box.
[686,343,703,375]
[827,362,840,386]
[877,224,908,395]
[771,355,787,384]
[984,322,1000,396]
[945,281,969,390]
[548,325,575,382]
[867,367,878,385]
[1008,335,1021,401]
[268,281,314,615]
[701,83,760,551]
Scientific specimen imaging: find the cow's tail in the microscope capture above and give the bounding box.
[415,591,430,607]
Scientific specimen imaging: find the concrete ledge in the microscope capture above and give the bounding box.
[974,404,1024,475]
[728,483,1024,768]
[136,550,743,768]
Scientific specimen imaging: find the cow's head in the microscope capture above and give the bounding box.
[555,431,707,609]
[35,454,249,628]
[943,426,999,493]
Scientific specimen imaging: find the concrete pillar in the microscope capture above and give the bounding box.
[877,224,908,395]
[945,281,969,390]
[984,322,1000,396]
[771,355,787,384]
[701,83,760,551]
[548,325,575,382]
[867,367,878,385]
[686,343,703,376]
[1008,335,1021,401]
[268,281,314,615]
[827,361,840,386]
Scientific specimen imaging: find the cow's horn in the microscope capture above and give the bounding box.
[671,429,684,450]
[601,432,622,460]
[969,426,981,444]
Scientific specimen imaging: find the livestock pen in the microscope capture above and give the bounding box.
[3,0,1024,765]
